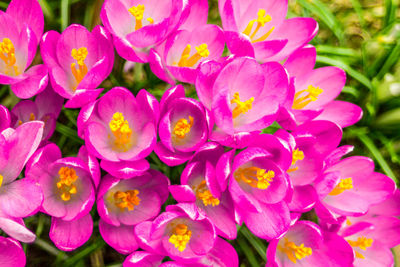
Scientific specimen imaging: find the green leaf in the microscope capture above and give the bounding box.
[61,0,69,31]
[240,227,267,261]
[56,123,84,144]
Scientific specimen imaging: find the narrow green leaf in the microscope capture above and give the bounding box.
[61,0,69,31]
[56,123,84,144]
[356,132,397,182]
[240,227,267,261]
[384,0,397,27]
[34,238,68,260]
[376,43,400,80]
[316,45,360,59]
[316,55,373,90]
[237,236,260,267]
[65,239,105,266]
[39,0,54,21]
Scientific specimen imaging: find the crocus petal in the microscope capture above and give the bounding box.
[99,219,138,255]
[288,185,317,212]
[284,44,316,78]
[314,100,363,128]
[64,88,103,109]
[123,251,164,267]
[100,159,150,179]
[0,178,43,218]
[0,105,11,131]
[6,0,44,40]
[0,237,26,267]
[10,64,48,99]
[0,217,35,243]
[224,31,255,57]
[49,214,93,251]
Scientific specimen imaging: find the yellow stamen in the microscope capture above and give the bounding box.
[173,116,194,139]
[71,47,88,90]
[18,113,36,126]
[347,236,373,259]
[0,38,19,76]
[56,167,78,201]
[278,238,312,264]
[234,166,274,189]
[0,174,3,188]
[195,180,220,207]
[287,148,305,173]
[242,9,274,43]
[109,112,133,152]
[114,190,141,211]
[147,17,154,24]
[175,44,209,68]
[169,224,192,252]
[329,177,353,196]
[128,5,154,30]
[230,92,254,119]
[292,85,323,110]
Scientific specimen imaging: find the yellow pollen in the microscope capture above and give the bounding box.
[329,177,353,196]
[169,224,192,252]
[70,47,88,90]
[0,38,19,76]
[278,238,312,264]
[18,113,36,126]
[109,112,133,152]
[173,116,194,139]
[292,85,323,110]
[56,167,78,201]
[195,180,220,207]
[242,9,275,43]
[175,44,210,68]
[234,166,275,189]
[230,92,254,119]
[347,236,373,259]
[0,174,3,188]
[113,190,141,211]
[287,148,305,173]
[129,5,154,30]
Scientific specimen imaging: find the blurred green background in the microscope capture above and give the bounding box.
[0,0,399,266]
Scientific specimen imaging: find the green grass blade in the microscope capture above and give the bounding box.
[237,237,260,267]
[240,227,267,261]
[55,123,84,144]
[61,0,69,31]
[384,0,397,27]
[316,55,373,90]
[357,132,398,182]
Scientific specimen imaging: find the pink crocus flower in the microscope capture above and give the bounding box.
[224,146,291,239]
[25,143,97,250]
[77,87,159,178]
[219,0,318,62]
[274,120,343,212]
[0,237,26,267]
[314,155,396,222]
[338,215,400,267]
[266,221,354,266]
[155,85,211,166]
[11,85,63,142]
[278,45,363,129]
[100,0,187,63]
[0,0,49,99]
[97,170,169,254]
[123,251,164,267]
[0,121,44,218]
[169,142,237,239]
[135,203,216,262]
[149,24,225,84]
[0,105,11,131]
[41,24,114,108]
[196,56,289,147]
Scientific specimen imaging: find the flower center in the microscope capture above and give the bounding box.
[278,238,312,264]
[71,47,88,90]
[56,167,78,201]
[18,113,36,126]
[0,38,19,76]
[292,85,323,110]
[329,177,353,196]
[234,166,275,189]
[109,112,133,152]
[287,148,304,173]
[174,44,209,68]
[347,236,373,259]
[195,180,220,207]
[230,92,254,119]
[113,190,141,211]
[173,116,194,140]
[242,9,275,43]
[0,174,3,188]
[169,223,192,252]
[128,4,154,31]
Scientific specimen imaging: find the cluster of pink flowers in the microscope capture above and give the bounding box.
[0,0,399,266]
